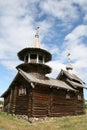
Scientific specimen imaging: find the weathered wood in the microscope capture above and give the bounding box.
[3,83,85,117]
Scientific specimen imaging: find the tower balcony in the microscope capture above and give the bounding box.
[24,53,45,64]
[17,48,52,63]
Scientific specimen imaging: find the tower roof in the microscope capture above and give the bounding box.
[17,27,52,62]
[31,27,41,48]
[66,53,73,71]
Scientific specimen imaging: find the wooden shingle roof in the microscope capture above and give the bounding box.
[67,79,87,89]
[57,69,87,89]
[57,69,85,84]
[18,69,75,91]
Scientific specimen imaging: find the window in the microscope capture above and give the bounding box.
[30,54,37,63]
[66,93,70,99]
[78,95,82,100]
[30,54,37,59]
[39,55,43,61]
[39,55,43,63]
[19,88,26,96]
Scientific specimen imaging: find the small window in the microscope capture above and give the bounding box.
[78,95,82,100]
[30,54,37,59]
[19,88,26,96]
[66,93,70,99]
[39,55,43,61]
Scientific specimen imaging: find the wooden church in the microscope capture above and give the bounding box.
[1,27,87,117]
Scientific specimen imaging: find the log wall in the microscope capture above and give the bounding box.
[4,94,10,112]
[9,87,17,114]
[15,95,28,115]
[15,84,29,115]
[31,86,50,117]
[4,84,85,117]
[31,86,85,117]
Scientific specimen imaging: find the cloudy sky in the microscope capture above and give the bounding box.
[0,0,87,99]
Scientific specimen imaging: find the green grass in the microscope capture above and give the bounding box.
[0,111,87,130]
[0,101,3,105]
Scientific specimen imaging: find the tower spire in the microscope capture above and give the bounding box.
[67,53,70,64]
[35,27,39,38]
[66,53,73,73]
[31,27,41,48]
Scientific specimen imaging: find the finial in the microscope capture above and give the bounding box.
[35,27,40,38]
[67,53,71,64]
[66,53,73,73]
[31,26,41,48]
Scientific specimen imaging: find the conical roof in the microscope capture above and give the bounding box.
[31,27,41,48]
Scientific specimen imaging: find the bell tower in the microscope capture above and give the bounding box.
[16,27,52,79]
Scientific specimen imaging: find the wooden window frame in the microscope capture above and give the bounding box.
[18,88,26,96]
[66,93,70,99]
[77,95,82,100]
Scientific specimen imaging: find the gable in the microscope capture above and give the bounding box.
[57,69,87,89]
[1,73,28,97]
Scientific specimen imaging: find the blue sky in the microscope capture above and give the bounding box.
[0,0,87,100]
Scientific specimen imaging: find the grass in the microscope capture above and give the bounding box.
[0,101,3,105]
[0,111,87,130]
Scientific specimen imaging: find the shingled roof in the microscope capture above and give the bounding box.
[57,69,85,84]
[57,69,87,89]
[18,69,75,91]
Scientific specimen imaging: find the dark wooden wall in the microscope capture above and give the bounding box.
[31,86,50,117]
[50,89,84,116]
[4,94,10,112]
[4,83,85,117]
[29,85,85,117]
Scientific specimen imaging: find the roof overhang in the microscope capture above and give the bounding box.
[18,48,52,62]
[18,69,76,92]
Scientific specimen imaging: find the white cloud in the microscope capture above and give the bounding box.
[47,61,65,78]
[35,18,55,42]
[40,0,79,23]
[0,0,34,70]
[83,14,87,23]
[65,25,87,41]
[0,60,19,71]
[60,25,87,83]
[0,0,27,16]
[72,0,87,23]
[50,45,60,55]
[64,25,87,60]
[73,0,87,12]
[0,0,54,71]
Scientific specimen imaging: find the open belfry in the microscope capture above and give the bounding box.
[1,27,87,117]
